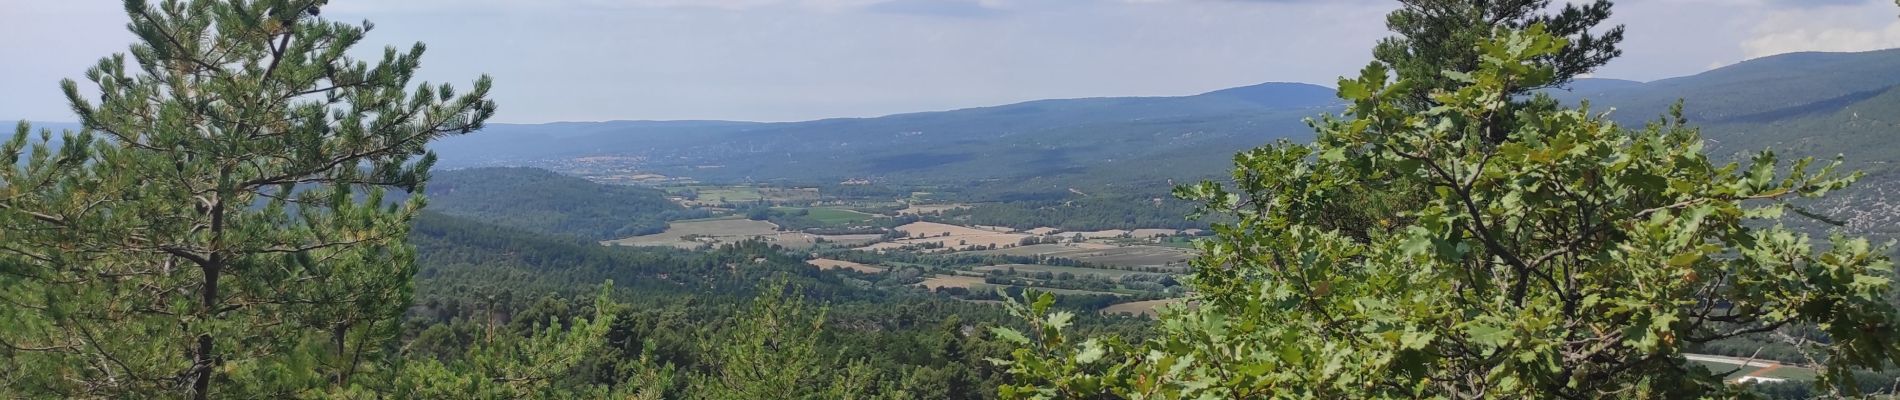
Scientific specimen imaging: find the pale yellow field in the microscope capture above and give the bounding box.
[1074,230,1132,239]
[974,243,1194,268]
[895,221,999,237]
[1025,227,1063,235]
[604,219,878,250]
[920,275,986,290]
[1129,229,1181,238]
[807,258,884,273]
[603,218,781,249]
[1101,298,1187,317]
[811,234,883,246]
[896,203,971,215]
[858,221,1034,252]
[974,264,1145,279]
[1058,229,1186,240]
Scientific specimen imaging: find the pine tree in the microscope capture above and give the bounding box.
[1324,1,1628,246]
[690,281,881,399]
[391,283,677,399]
[1373,0,1624,113]
[0,0,494,398]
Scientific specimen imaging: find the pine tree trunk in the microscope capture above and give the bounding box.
[192,264,219,400]
[192,196,227,400]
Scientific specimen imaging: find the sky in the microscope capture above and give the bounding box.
[3,0,1899,124]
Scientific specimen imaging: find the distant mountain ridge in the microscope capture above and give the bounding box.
[18,48,1900,196]
[426,81,1343,187]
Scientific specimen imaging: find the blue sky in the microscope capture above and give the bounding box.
[4,0,1899,123]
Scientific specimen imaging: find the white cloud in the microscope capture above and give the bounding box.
[6,0,1899,123]
[1741,1,1900,58]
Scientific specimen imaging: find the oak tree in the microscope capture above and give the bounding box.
[995,27,1900,399]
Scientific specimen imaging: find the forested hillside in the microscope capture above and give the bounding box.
[414,48,1900,211]
[426,167,708,239]
[428,84,1334,185]
[405,211,1149,398]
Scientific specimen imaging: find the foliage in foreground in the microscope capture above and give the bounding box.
[994,28,1900,399]
[0,0,494,397]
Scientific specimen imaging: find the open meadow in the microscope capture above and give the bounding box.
[862,221,1032,252]
[975,243,1195,269]
[604,217,878,249]
[669,185,822,206]
[896,203,971,215]
[974,264,1148,279]
[1100,298,1186,317]
[807,258,885,273]
[919,274,986,290]
[775,206,880,225]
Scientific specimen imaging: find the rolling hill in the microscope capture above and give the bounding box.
[422,48,1900,200]
[20,48,1900,209]
[426,82,1341,186]
[424,167,709,240]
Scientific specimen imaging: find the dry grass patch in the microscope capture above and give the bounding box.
[603,218,780,249]
[807,258,884,273]
[974,264,1145,279]
[920,275,986,290]
[1101,298,1186,317]
[861,221,1032,252]
[605,218,888,250]
[895,222,1001,237]
[896,203,971,215]
[976,244,1194,268]
[1074,230,1131,239]
[1129,229,1181,238]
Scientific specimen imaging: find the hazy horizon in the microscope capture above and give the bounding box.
[6,0,1900,124]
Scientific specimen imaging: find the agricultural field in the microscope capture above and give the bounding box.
[602,217,779,249]
[775,206,880,225]
[897,222,1000,237]
[810,234,883,246]
[1101,298,1186,317]
[677,186,763,203]
[1011,286,1128,297]
[1062,229,1190,240]
[896,203,971,215]
[1151,238,1198,249]
[974,264,1147,279]
[863,221,1032,252]
[669,185,821,206]
[919,274,986,290]
[604,217,878,249]
[1129,229,1182,238]
[1073,229,1138,239]
[807,258,884,273]
[976,243,1195,269]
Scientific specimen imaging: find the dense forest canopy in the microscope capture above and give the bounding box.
[427,167,708,240]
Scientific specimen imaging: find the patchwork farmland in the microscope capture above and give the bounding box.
[974,264,1149,279]
[605,217,879,249]
[975,243,1194,269]
[807,258,885,273]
